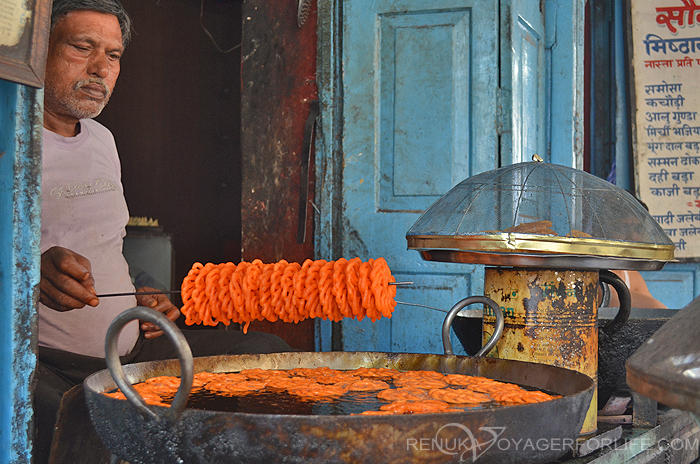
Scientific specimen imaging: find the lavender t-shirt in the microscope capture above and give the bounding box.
[40,119,139,357]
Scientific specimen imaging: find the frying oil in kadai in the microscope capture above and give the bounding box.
[160,380,499,415]
[109,368,561,416]
[185,389,409,415]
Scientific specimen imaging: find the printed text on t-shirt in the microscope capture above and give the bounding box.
[50,178,118,199]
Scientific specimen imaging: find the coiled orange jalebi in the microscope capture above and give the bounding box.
[181,257,397,332]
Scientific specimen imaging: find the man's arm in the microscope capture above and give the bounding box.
[40,246,99,311]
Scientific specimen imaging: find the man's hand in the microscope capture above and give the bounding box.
[40,246,99,311]
[136,287,181,339]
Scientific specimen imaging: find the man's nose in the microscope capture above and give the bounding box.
[87,53,110,78]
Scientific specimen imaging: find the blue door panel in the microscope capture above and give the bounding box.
[379,10,472,209]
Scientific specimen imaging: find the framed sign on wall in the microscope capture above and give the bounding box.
[0,0,51,88]
[628,0,700,260]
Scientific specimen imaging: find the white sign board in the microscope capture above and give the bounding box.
[630,0,700,259]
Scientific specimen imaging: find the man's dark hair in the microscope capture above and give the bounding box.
[51,0,132,47]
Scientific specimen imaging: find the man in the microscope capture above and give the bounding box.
[606,270,667,309]
[36,2,290,462]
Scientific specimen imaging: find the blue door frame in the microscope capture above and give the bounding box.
[0,79,42,463]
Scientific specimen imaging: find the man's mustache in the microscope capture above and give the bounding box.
[74,78,111,98]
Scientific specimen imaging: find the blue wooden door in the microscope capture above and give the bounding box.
[316,1,548,353]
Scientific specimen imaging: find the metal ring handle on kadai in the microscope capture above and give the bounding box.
[104,306,194,423]
[442,296,504,356]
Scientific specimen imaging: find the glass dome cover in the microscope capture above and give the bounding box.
[406,160,675,270]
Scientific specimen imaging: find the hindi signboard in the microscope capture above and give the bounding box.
[629,0,700,259]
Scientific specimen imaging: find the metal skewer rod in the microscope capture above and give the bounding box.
[96,290,181,298]
[98,283,413,298]
[396,300,449,313]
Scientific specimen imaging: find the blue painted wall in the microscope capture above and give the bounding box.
[0,79,42,463]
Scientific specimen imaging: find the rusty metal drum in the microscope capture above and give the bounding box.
[482,267,599,435]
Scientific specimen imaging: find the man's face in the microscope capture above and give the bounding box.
[44,10,123,122]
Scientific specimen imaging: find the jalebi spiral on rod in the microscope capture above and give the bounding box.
[180,258,397,332]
